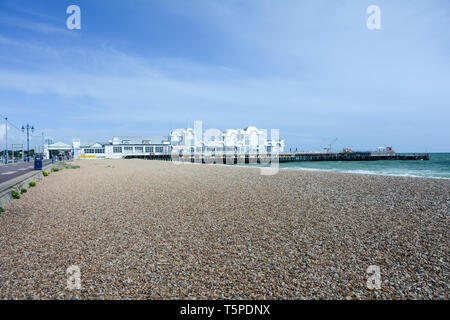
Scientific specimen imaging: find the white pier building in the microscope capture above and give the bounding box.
[170,126,284,156]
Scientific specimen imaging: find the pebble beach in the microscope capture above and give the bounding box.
[0,159,448,299]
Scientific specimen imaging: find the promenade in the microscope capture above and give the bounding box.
[0,160,51,185]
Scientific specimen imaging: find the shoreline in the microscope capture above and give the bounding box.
[189,161,450,181]
[246,164,450,180]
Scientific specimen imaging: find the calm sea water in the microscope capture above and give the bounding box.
[251,153,450,179]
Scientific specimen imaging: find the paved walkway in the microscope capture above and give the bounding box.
[0,160,51,184]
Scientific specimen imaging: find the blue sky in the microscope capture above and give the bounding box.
[0,0,449,152]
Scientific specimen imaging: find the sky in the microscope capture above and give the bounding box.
[0,0,449,152]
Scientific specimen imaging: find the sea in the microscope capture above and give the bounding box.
[248,153,450,179]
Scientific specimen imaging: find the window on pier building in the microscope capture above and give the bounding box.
[84,148,104,154]
[135,146,144,152]
[124,146,133,152]
[113,147,122,153]
[155,146,164,153]
[145,146,153,152]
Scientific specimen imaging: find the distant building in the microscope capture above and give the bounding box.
[43,126,284,160]
[170,126,284,156]
[80,136,170,159]
[45,136,170,160]
[44,141,72,159]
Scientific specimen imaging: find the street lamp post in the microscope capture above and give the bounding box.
[4,117,7,164]
[21,124,34,162]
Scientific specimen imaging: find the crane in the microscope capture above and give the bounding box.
[323,138,337,153]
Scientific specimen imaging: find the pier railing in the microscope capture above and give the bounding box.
[396,153,430,157]
[134,152,430,163]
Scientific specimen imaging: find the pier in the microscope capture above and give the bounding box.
[276,152,430,162]
[126,152,430,163]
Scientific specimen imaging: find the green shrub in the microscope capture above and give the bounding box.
[70,165,80,169]
[20,188,27,194]
[29,181,36,187]
[42,170,49,176]
[0,207,4,214]
[51,167,59,172]
[11,190,20,199]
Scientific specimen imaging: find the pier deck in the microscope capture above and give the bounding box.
[126,152,430,163]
